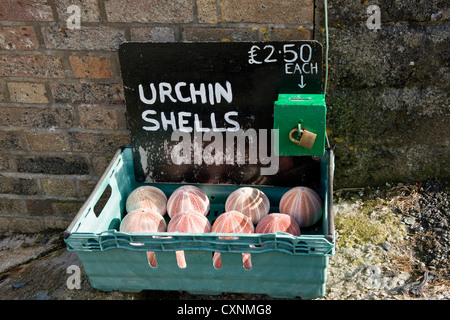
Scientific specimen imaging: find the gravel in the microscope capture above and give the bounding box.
[401,180,450,275]
[323,179,449,300]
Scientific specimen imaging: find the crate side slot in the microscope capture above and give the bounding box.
[64,148,124,238]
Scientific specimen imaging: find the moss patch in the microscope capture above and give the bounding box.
[335,199,407,249]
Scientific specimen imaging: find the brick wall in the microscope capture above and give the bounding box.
[0,0,314,233]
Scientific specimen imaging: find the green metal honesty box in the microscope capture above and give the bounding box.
[274,94,327,157]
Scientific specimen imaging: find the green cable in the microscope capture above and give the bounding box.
[323,0,329,96]
[324,0,330,148]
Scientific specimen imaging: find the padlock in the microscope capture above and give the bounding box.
[299,129,317,149]
[288,127,317,150]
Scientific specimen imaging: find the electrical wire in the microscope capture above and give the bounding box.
[323,0,329,96]
[324,0,331,149]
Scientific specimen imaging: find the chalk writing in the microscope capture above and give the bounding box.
[138,81,233,105]
[248,43,314,65]
[142,110,240,133]
[247,43,318,90]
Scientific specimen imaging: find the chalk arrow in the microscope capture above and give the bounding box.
[298,75,306,88]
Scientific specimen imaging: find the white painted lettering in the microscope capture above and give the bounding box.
[214,81,233,103]
[299,44,312,62]
[285,62,294,74]
[194,115,210,133]
[310,62,318,74]
[142,109,159,131]
[161,111,177,131]
[141,110,240,133]
[138,81,233,105]
[178,111,192,133]
[174,82,191,103]
[224,111,240,132]
[208,83,215,105]
[139,83,157,104]
[190,83,207,104]
[210,112,226,132]
[159,82,177,103]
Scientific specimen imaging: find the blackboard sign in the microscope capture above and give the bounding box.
[119,41,323,187]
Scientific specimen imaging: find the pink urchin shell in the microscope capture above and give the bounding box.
[167,210,211,268]
[167,210,211,233]
[211,210,254,270]
[279,186,323,228]
[125,186,167,217]
[167,185,210,218]
[213,252,252,270]
[255,213,300,236]
[224,187,270,224]
[120,207,167,267]
[120,207,167,233]
[211,211,254,235]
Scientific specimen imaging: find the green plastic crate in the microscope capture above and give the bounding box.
[64,146,335,299]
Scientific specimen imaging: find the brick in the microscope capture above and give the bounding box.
[262,27,312,41]
[0,26,39,50]
[0,80,5,102]
[78,180,97,197]
[8,82,49,104]
[69,132,130,153]
[130,27,176,42]
[91,155,113,176]
[106,0,194,23]
[69,56,111,79]
[0,176,38,195]
[78,105,119,130]
[196,0,218,23]
[26,199,54,216]
[41,178,77,197]
[26,132,69,152]
[41,26,126,51]
[0,198,21,214]
[0,131,25,151]
[0,154,10,171]
[182,27,259,42]
[43,218,70,231]
[0,55,65,78]
[0,0,53,21]
[220,0,314,24]
[0,106,75,129]
[16,156,90,175]
[0,1,14,21]
[50,82,124,105]
[55,0,101,23]
[51,200,83,217]
[0,217,42,233]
